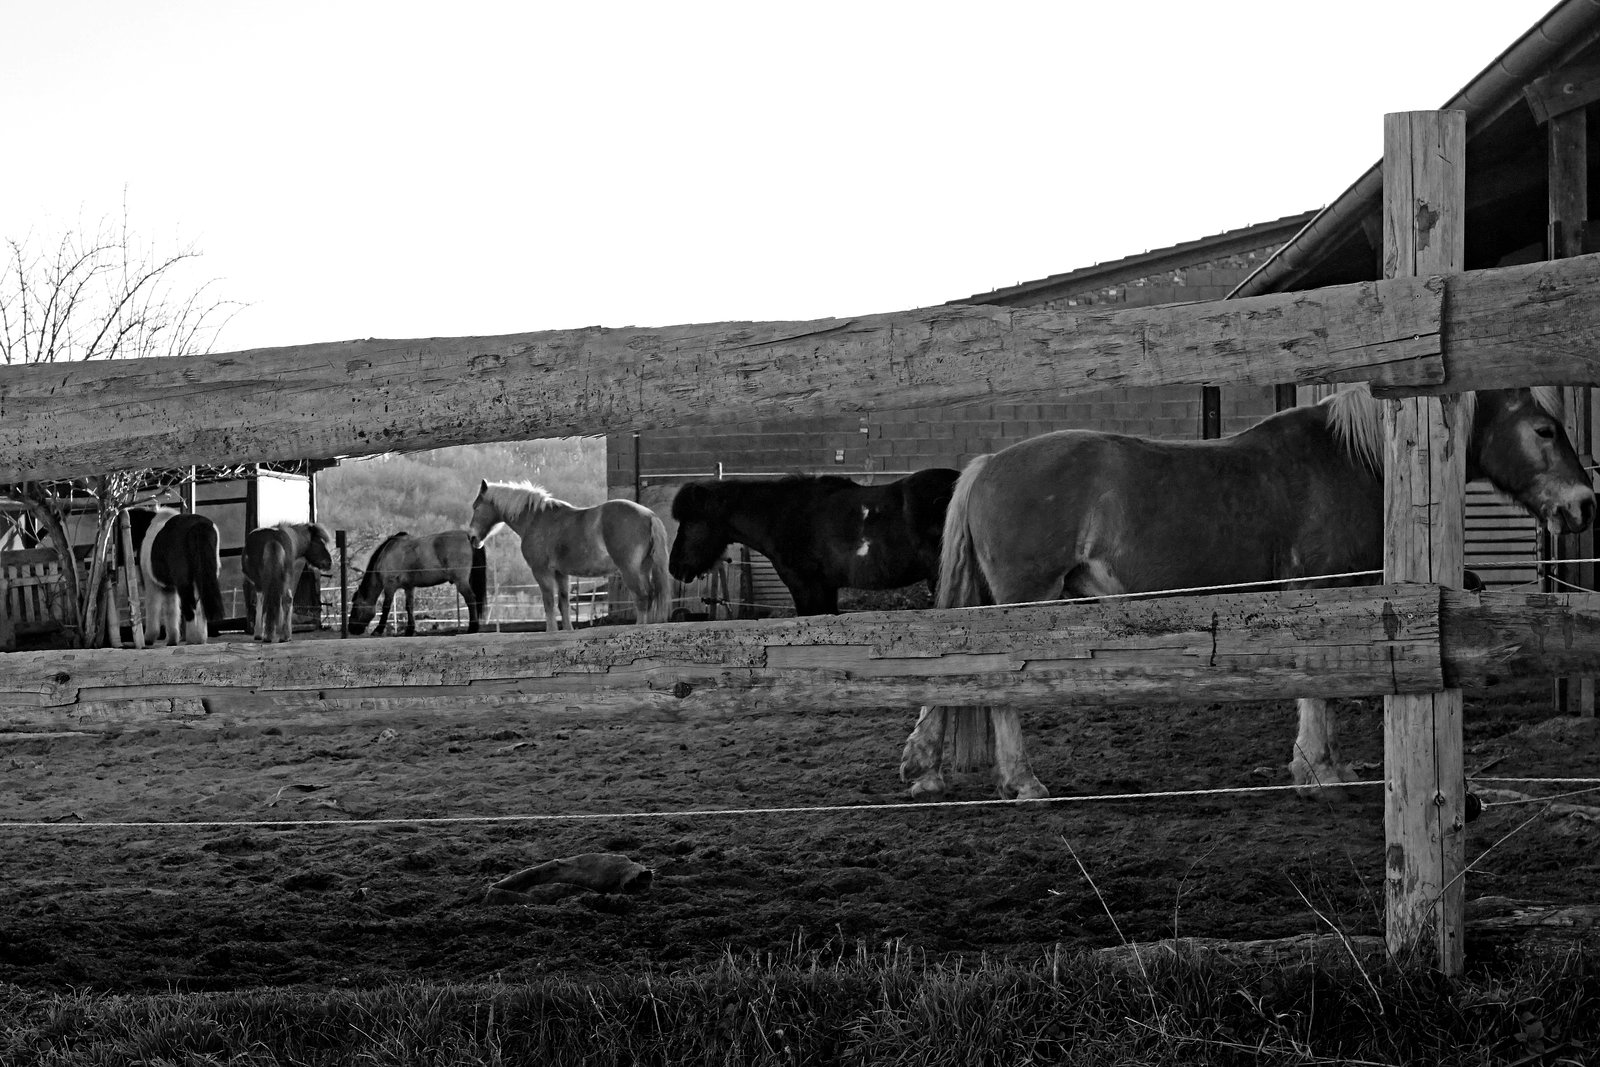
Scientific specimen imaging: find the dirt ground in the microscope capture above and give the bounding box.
[2,632,1599,993]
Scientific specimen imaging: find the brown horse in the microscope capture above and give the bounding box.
[243,521,333,642]
[348,530,487,636]
[900,386,1596,800]
[467,480,672,630]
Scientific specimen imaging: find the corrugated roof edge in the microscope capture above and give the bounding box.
[1228,0,1600,299]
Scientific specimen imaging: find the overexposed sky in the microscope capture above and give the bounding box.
[0,0,1561,354]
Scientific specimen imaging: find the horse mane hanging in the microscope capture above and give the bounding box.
[481,481,566,523]
[365,530,409,570]
[1318,384,1563,476]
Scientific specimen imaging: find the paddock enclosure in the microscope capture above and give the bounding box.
[6,109,1600,985]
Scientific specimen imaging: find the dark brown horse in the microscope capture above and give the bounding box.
[901,387,1596,800]
[349,530,487,636]
[668,469,959,616]
[243,522,333,642]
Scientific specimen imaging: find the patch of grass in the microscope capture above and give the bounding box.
[2,941,1596,1066]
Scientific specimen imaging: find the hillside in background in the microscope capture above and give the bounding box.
[316,438,607,610]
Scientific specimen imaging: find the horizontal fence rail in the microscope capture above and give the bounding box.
[0,271,1457,482]
[1,585,1595,733]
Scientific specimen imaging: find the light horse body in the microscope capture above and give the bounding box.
[242,521,333,642]
[901,387,1596,800]
[468,480,672,630]
[128,507,225,646]
[668,469,960,615]
[348,530,487,636]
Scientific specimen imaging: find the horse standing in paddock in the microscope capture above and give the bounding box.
[467,480,672,630]
[127,507,225,646]
[348,530,487,636]
[243,522,333,642]
[668,468,960,616]
[900,386,1596,801]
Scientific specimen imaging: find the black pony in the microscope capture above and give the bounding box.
[668,468,960,616]
[127,506,225,645]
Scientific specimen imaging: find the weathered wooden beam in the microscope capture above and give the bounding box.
[0,585,1441,732]
[1443,588,1600,686]
[1382,110,1468,975]
[0,279,1449,483]
[1390,252,1600,396]
[1524,65,1600,124]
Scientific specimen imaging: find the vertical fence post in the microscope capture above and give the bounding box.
[1547,103,1596,715]
[0,567,14,652]
[1382,110,1467,974]
[117,510,147,650]
[336,529,348,638]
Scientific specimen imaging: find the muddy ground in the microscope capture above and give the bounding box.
[2,639,1598,993]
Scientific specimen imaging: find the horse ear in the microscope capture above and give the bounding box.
[477,478,489,495]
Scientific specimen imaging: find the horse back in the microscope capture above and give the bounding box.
[242,526,293,587]
[966,421,1383,598]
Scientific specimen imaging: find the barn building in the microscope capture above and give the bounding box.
[613,0,1600,620]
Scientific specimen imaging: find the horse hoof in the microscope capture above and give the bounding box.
[907,776,946,800]
[999,779,1050,802]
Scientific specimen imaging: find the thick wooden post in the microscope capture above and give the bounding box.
[1382,111,1467,973]
[0,569,14,652]
[117,511,147,650]
[1547,105,1596,715]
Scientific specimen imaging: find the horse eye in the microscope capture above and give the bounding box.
[1537,425,1557,439]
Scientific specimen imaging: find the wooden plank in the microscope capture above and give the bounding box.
[0,281,1448,483]
[1381,110,1467,975]
[1524,65,1600,125]
[0,584,1442,731]
[1443,588,1600,686]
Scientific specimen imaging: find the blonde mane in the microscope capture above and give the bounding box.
[1318,384,1562,474]
[480,480,567,523]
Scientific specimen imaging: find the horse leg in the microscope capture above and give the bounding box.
[251,584,267,642]
[990,709,1048,800]
[275,580,293,643]
[1290,697,1358,800]
[536,574,564,632]
[403,587,416,636]
[374,590,393,636]
[899,706,948,798]
[555,573,573,630]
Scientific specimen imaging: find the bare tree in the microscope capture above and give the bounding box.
[0,206,243,646]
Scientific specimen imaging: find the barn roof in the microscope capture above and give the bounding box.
[948,211,1317,307]
[1231,0,1600,297]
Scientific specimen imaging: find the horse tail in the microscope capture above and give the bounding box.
[469,540,488,627]
[193,519,225,639]
[937,455,996,772]
[640,512,673,624]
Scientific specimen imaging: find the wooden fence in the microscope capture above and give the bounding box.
[3,111,1600,973]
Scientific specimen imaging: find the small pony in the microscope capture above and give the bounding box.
[348,529,488,636]
[668,469,960,615]
[127,506,224,646]
[901,386,1596,801]
[242,521,334,642]
[467,480,672,630]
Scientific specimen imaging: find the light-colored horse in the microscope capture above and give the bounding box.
[467,480,672,630]
[348,530,487,636]
[243,521,333,642]
[900,386,1596,801]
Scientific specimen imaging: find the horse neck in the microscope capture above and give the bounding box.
[709,481,791,554]
[492,487,568,538]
